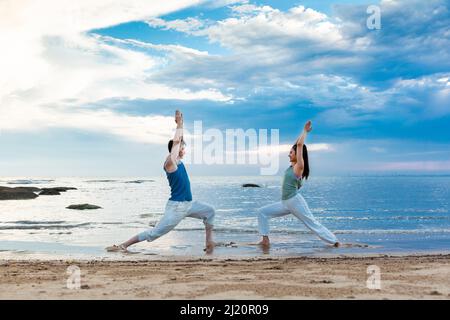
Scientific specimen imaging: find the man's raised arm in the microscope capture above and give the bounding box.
[165,110,184,170]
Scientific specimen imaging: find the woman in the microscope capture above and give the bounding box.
[258,120,340,247]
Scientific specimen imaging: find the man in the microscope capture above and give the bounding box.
[107,110,216,253]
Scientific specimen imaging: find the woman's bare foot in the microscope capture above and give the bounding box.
[258,236,270,247]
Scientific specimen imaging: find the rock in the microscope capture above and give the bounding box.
[124,180,155,184]
[0,186,39,200]
[242,183,261,188]
[50,187,77,192]
[39,187,77,195]
[66,204,102,210]
[39,189,61,195]
[11,187,42,192]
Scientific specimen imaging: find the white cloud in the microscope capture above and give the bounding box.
[0,0,234,142]
[143,1,450,126]
[147,4,352,55]
[143,4,388,114]
[0,0,204,97]
[256,143,335,154]
[204,0,248,9]
[146,17,206,33]
[213,6,345,56]
[103,36,211,58]
[0,100,176,144]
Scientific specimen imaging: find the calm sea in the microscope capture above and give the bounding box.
[1,175,449,259]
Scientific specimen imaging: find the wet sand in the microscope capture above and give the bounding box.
[1,254,450,299]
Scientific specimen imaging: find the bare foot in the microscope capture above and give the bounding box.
[106,244,128,253]
[204,241,216,254]
[258,236,270,247]
[258,240,270,247]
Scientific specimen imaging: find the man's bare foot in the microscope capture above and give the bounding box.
[204,241,216,254]
[106,244,128,253]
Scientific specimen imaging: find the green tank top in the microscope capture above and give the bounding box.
[281,166,304,200]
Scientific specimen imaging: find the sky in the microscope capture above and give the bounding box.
[0,0,449,177]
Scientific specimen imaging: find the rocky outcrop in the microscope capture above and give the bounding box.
[124,180,155,184]
[0,186,77,200]
[10,187,42,192]
[0,186,39,200]
[39,187,77,195]
[50,187,77,192]
[242,183,262,188]
[39,189,61,195]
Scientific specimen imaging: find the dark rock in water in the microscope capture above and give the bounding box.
[49,187,77,192]
[0,186,39,200]
[1,184,76,200]
[39,187,77,195]
[12,187,42,192]
[66,204,102,210]
[124,180,155,184]
[39,189,61,195]
[242,183,262,188]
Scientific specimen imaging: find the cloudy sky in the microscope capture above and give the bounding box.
[1,0,449,177]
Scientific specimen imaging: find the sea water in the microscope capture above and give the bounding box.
[0,175,449,259]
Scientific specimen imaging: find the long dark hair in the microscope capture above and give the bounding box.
[292,144,309,180]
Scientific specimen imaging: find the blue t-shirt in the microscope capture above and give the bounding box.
[165,161,192,201]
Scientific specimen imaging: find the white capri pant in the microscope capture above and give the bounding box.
[138,200,215,242]
[257,193,338,244]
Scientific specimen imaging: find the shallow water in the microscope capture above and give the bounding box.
[1,175,449,260]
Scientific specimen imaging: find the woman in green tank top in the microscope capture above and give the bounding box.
[257,120,340,248]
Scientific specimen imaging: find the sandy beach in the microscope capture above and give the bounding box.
[1,254,450,300]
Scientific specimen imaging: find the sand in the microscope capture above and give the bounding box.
[1,254,450,299]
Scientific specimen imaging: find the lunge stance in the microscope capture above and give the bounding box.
[107,110,215,253]
[257,120,339,248]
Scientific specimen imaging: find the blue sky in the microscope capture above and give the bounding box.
[0,0,449,177]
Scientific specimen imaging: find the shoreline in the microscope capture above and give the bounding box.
[1,253,450,299]
[2,250,450,262]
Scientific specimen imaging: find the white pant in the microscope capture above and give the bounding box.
[257,193,338,244]
[138,200,215,242]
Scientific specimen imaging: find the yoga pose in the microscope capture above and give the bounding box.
[258,120,340,248]
[107,110,216,253]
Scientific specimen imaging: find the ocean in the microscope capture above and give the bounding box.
[1,175,449,259]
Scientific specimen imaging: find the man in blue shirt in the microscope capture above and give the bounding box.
[107,110,215,253]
